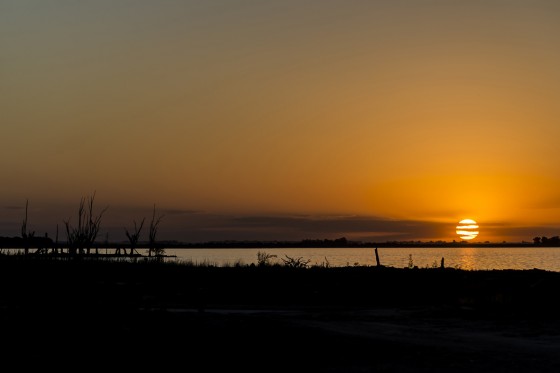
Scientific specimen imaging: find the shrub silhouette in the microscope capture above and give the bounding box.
[280,255,311,268]
[256,251,277,266]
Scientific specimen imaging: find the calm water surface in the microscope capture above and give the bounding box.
[163,247,560,272]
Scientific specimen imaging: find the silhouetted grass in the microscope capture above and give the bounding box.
[1,253,559,313]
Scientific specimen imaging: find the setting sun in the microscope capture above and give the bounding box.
[456,219,479,241]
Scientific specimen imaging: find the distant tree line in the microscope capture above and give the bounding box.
[164,237,353,248]
[161,238,537,248]
[533,236,560,246]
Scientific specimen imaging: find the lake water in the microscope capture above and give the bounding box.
[162,247,560,272]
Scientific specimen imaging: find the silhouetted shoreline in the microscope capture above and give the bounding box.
[1,255,559,372]
[161,240,545,248]
[2,235,556,249]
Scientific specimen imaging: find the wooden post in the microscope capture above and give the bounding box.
[375,247,381,267]
[440,257,445,269]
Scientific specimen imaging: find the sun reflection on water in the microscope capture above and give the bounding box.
[456,247,477,270]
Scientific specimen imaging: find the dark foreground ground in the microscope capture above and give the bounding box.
[1,256,560,372]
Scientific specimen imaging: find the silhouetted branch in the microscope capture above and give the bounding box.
[64,192,108,255]
[148,204,165,257]
[21,199,35,255]
[125,218,145,255]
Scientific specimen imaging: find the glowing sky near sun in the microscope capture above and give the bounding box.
[2,1,560,242]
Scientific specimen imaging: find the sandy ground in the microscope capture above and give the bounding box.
[174,306,560,372]
[4,305,559,372]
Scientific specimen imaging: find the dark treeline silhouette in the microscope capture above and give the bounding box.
[533,236,560,246]
[3,236,553,249]
[155,238,541,248]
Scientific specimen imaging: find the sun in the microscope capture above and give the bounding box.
[456,219,479,240]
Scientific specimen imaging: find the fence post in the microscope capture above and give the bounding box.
[375,247,381,267]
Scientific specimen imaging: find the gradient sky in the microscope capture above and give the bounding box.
[2,1,560,243]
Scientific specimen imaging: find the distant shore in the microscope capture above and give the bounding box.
[1,236,553,249]
[158,241,544,248]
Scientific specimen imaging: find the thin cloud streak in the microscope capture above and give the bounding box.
[150,214,457,243]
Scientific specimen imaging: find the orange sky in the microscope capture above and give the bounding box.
[2,1,560,243]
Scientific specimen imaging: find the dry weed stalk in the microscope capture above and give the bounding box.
[64,192,108,255]
[148,204,164,257]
